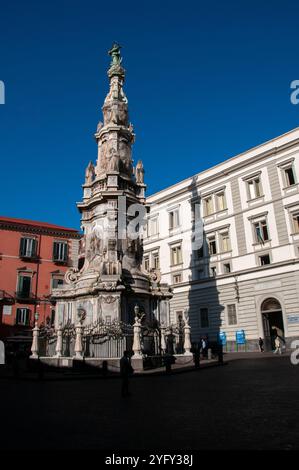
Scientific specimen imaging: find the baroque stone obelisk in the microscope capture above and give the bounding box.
[52,44,172,329]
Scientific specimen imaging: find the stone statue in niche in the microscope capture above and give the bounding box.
[110,105,118,124]
[99,140,108,171]
[135,160,144,184]
[108,148,119,172]
[122,239,142,273]
[84,232,103,272]
[103,106,111,125]
[119,139,133,174]
[118,103,128,125]
[85,161,95,184]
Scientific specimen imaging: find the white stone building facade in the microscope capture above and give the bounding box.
[144,128,299,351]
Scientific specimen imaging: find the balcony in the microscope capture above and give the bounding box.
[52,257,68,266]
[0,290,14,303]
[15,291,37,303]
[19,251,38,261]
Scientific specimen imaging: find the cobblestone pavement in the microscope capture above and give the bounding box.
[0,354,298,450]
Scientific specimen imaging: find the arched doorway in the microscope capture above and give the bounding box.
[261,298,285,351]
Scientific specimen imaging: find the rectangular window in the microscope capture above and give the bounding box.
[52,277,64,290]
[210,266,217,277]
[16,308,30,326]
[204,197,214,216]
[172,273,182,284]
[144,256,150,272]
[216,192,226,211]
[169,209,180,230]
[153,252,160,270]
[19,237,37,258]
[247,177,262,200]
[53,241,68,262]
[285,166,296,186]
[259,254,271,266]
[292,212,299,234]
[208,236,217,255]
[17,275,31,298]
[200,308,209,328]
[254,220,269,243]
[171,245,183,265]
[223,263,231,273]
[220,231,231,252]
[227,304,237,325]
[150,218,159,236]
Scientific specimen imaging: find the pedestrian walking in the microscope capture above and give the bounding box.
[120,350,133,397]
[273,335,282,355]
[258,337,264,353]
[200,338,207,359]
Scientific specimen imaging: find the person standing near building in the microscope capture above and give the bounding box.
[120,350,133,397]
[258,337,264,353]
[273,335,282,355]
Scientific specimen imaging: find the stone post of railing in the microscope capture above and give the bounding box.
[132,316,142,358]
[183,311,192,356]
[74,323,83,359]
[131,305,143,372]
[160,323,166,355]
[30,321,40,359]
[55,323,63,358]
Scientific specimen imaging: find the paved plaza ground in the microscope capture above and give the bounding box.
[0,353,299,451]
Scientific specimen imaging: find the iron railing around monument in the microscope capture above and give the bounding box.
[39,319,133,359]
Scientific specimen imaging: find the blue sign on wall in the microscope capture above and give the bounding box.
[236,330,246,345]
[287,315,299,324]
[218,332,227,345]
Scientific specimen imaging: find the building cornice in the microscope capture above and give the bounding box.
[0,221,81,239]
[147,130,299,205]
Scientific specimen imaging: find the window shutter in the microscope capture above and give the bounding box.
[26,309,30,326]
[19,238,26,257]
[16,308,21,324]
[53,242,58,260]
[32,239,37,257]
[63,243,68,261]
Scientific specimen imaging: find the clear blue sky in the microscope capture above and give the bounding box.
[0,0,298,229]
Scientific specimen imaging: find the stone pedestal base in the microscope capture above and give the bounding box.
[131,356,144,372]
[174,354,194,365]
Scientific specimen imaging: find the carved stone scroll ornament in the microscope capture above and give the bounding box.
[64,268,81,285]
[149,269,161,285]
[102,295,117,304]
[97,281,118,291]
